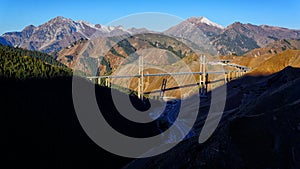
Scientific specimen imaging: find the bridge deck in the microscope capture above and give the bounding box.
[87,70,246,79]
[85,57,250,100]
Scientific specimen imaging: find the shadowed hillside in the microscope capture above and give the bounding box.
[2,77,133,169]
[124,66,300,169]
[3,66,300,169]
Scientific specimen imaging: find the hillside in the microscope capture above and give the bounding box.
[124,66,300,169]
[57,33,199,76]
[0,44,72,79]
[220,39,300,69]
[249,50,300,75]
[57,33,231,98]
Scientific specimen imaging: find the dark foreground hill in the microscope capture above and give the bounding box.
[2,66,300,169]
[2,77,135,169]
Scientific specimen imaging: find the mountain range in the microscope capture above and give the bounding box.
[1,16,300,55]
[0,16,135,53]
[2,16,300,169]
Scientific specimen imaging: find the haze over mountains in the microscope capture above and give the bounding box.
[1,16,300,55]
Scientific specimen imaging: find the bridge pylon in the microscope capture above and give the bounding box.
[137,55,144,101]
[199,55,207,96]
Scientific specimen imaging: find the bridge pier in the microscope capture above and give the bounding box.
[205,73,209,93]
[199,55,207,97]
[238,69,243,77]
[97,77,101,85]
[234,71,237,79]
[199,73,208,96]
[160,78,167,98]
[225,72,230,83]
[105,78,111,87]
[137,56,144,101]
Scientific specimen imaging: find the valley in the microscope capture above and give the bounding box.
[1,14,300,169]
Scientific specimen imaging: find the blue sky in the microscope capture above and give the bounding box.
[0,0,300,34]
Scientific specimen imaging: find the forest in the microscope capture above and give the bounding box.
[0,44,72,79]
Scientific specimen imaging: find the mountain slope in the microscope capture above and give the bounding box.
[211,22,300,55]
[0,44,71,79]
[249,49,300,75]
[56,33,198,76]
[221,39,300,69]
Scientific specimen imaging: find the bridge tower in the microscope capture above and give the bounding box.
[199,55,207,96]
[138,55,144,101]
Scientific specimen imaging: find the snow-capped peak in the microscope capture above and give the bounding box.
[199,17,224,29]
[188,16,224,29]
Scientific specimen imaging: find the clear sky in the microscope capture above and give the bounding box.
[0,0,300,35]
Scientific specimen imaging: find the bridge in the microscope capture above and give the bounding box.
[87,55,249,100]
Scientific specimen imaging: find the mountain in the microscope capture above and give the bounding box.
[164,16,223,54]
[164,16,224,37]
[211,22,300,55]
[164,17,300,56]
[0,16,131,54]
